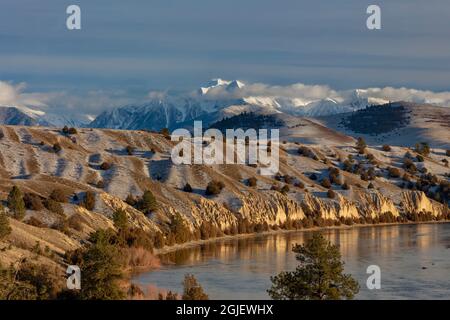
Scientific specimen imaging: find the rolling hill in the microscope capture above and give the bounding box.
[0,122,448,274]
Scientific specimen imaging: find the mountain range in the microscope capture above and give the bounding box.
[89,79,390,131]
[0,79,392,130]
[2,79,450,142]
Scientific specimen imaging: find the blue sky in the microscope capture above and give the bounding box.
[1,0,450,115]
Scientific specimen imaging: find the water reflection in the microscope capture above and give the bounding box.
[134,223,450,300]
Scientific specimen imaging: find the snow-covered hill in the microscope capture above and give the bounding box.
[0,105,89,128]
[0,106,43,126]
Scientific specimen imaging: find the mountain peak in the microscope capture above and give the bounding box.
[226,80,245,91]
[199,78,245,95]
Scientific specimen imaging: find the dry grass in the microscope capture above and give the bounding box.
[4,127,21,143]
[122,247,161,270]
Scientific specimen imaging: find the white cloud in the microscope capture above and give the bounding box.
[197,81,339,102]
[0,81,53,112]
[0,81,141,118]
[198,80,450,107]
[360,87,450,107]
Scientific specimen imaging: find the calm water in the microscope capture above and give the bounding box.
[134,223,450,300]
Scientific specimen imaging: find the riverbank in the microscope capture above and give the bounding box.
[154,220,450,256]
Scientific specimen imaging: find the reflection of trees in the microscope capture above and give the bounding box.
[162,234,309,272]
[161,224,439,271]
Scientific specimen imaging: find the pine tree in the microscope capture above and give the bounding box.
[182,274,208,300]
[356,137,367,154]
[356,137,367,149]
[79,242,125,300]
[82,191,96,211]
[183,183,193,192]
[170,213,191,244]
[139,190,158,213]
[160,128,170,138]
[7,186,26,220]
[0,205,12,239]
[113,209,128,230]
[268,233,359,300]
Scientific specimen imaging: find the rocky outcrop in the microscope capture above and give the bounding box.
[238,192,305,225]
[99,192,160,232]
[190,198,237,230]
[358,191,400,218]
[401,191,447,217]
[299,193,359,220]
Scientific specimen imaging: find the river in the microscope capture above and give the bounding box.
[133,223,450,299]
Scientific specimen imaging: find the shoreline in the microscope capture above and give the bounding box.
[153,220,450,256]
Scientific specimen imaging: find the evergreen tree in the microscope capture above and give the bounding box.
[182,274,208,300]
[53,142,62,153]
[79,242,125,300]
[0,260,63,300]
[0,205,12,239]
[268,233,359,300]
[170,213,191,244]
[356,137,367,154]
[160,128,170,138]
[7,186,26,220]
[139,190,158,213]
[356,137,367,149]
[67,232,125,300]
[183,183,193,192]
[113,209,128,230]
[415,142,431,157]
[82,191,96,211]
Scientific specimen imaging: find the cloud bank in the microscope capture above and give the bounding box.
[2,79,450,122]
[0,81,56,116]
[199,80,450,107]
[0,80,140,120]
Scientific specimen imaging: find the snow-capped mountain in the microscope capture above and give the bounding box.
[89,98,220,131]
[0,104,90,127]
[36,113,90,128]
[0,106,43,126]
[0,79,395,130]
[198,79,244,95]
[89,79,391,131]
[0,100,92,128]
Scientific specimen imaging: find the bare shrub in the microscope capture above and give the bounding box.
[206,180,225,195]
[122,247,161,269]
[82,191,96,210]
[26,216,45,228]
[183,183,193,192]
[53,143,62,153]
[321,178,332,189]
[24,193,44,211]
[126,145,135,155]
[100,162,112,170]
[49,189,68,203]
[388,167,401,178]
[327,189,336,199]
[44,199,64,215]
[67,214,84,231]
[382,145,391,152]
[247,177,257,187]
